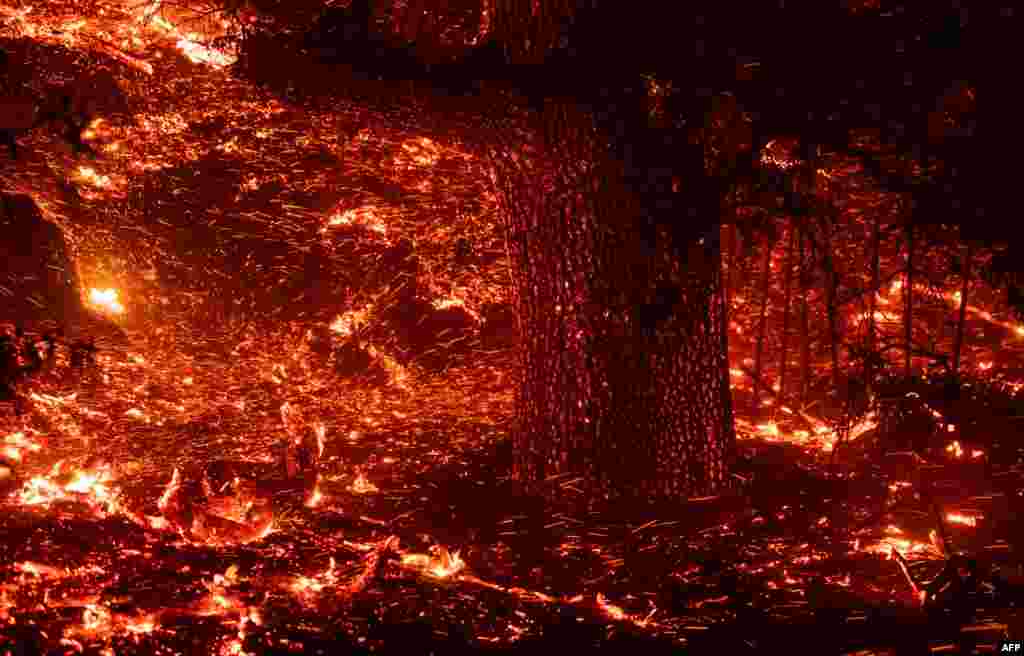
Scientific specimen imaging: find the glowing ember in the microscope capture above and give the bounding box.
[946,441,964,458]
[88,288,126,315]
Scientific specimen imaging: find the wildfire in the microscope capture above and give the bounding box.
[18,461,120,515]
[76,166,112,188]
[398,137,442,167]
[860,534,943,560]
[144,12,236,69]
[3,431,42,464]
[400,546,465,580]
[323,206,388,235]
[293,557,339,597]
[329,306,372,337]
[944,440,982,459]
[348,471,378,495]
[88,288,126,315]
[945,512,979,528]
[157,467,181,513]
[306,477,323,507]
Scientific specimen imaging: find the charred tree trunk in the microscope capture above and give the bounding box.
[486,98,734,503]
[952,242,971,377]
[822,214,840,388]
[904,220,914,376]
[778,221,795,399]
[866,215,881,393]
[799,225,812,403]
[723,222,739,320]
[753,234,772,410]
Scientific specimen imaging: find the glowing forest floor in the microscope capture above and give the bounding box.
[1,2,1023,654]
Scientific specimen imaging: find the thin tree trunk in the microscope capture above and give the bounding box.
[866,216,881,394]
[753,233,773,410]
[724,223,738,318]
[799,226,811,403]
[952,243,972,377]
[822,215,840,388]
[904,221,914,376]
[778,221,796,399]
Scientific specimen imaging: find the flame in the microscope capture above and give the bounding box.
[158,467,181,512]
[861,536,941,559]
[398,137,442,167]
[348,472,378,495]
[3,431,42,463]
[945,512,978,527]
[176,36,234,68]
[17,462,120,514]
[306,478,323,508]
[400,546,465,579]
[324,206,387,235]
[88,288,126,315]
[82,603,112,632]
[433,297,466,311]
[329,306,372,337]
[314,423,326,458]
[946,441,964,458]
[145,11,236,69]
[77,166,112,188]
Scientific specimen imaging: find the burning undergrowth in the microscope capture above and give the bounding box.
[0,1,1022,654]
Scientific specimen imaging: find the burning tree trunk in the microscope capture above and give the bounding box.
[799,226,812,402]
[866,215,881,393]
[485,99,734,502]
[952,242,971,377]
[778,221,795,399]
[753,233,772,409]
[904,220,915,376]
[821,213,840,388]
[0,193,83,331]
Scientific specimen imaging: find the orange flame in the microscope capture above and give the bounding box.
[400,546,465,579]
[946,512,978,528]
[88,288,126,315]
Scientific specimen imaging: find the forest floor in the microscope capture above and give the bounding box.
[1,2,1023,654]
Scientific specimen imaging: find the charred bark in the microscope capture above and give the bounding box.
[778,222,795,400]
[952,243,971,377]
[904,220,914,376]
[799,226,812,402]
[822,213,840,388]
[866,215,881,393]
[0,193,83,331]
[753,233,772,410]
[486,98,734,503]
